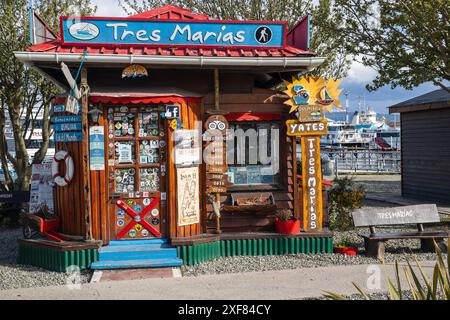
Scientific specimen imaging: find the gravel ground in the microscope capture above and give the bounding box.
[183,199,448,278]
[0,228,92,291]
[0,175,447,292]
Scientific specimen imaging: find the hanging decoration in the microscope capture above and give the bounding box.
[122,64,148,79]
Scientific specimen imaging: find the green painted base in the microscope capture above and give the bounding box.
[18,243,99,272]
[177,237,333,266]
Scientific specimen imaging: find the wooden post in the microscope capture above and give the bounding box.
[81,68,93,241]
[214,69,220,111]
[301,136,323,232]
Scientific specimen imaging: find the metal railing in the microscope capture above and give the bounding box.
[321,148,401,174]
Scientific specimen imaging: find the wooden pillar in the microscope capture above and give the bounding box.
[81,68,93,241]
[214,69,220,111]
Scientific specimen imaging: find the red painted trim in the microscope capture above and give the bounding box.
[55,96,202,105]
[60,15,287,25]
[89,96,202,105]
[225,113,282,121]
[115,197,162,239]
[60,16,287,48]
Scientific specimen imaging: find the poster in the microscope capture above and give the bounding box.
[174,130,200,167]
[177,166,200,227]
[89,126,105,171]
[29,163,54,215]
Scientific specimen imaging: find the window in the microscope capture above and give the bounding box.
[227,121,280,187]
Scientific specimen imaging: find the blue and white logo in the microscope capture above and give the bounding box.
[69,22,100,41]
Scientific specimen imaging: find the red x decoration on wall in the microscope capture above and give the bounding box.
[116,197,161,239]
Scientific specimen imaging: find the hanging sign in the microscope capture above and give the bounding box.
[122,64,148,79]
[204,115,229,194]
[53,123,82,132]
[177,166,200,227]
[301,136,323,232]
[52,115,82,123]
[53,105,66,113]
[54,131,83,142]
[286,120,328,136]
[89,126,105,171]
[62,17,285,48]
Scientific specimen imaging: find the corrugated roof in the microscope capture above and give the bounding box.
[389,88,450,109]
[25,5,314,58]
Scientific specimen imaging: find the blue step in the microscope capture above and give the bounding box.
[91,258,183,270]
[108,239,169,246]
[99,248,178,261]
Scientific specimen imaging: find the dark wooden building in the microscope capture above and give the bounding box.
[14,5,334,271]
[389,88,450,204]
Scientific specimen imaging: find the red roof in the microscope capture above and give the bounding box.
[26,5,313,58]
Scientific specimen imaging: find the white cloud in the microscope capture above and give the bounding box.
[345,59,378,85]
[92,0,126,17]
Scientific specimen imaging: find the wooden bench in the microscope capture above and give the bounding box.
[352,204,449,259]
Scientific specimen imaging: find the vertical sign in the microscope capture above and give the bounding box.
[301,136,323,232]
[177,166,200,226]
[89,126,105,171]
[29,163,54,215]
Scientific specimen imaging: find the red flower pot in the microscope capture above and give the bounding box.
[275,218,301,235]
[333,246,358,256]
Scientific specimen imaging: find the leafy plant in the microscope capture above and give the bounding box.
[334,235,354,248]
[328,176,365,231]
[276,209,295,222]
[323,240,450,300]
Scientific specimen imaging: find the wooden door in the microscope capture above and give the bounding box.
[106,105,167,240]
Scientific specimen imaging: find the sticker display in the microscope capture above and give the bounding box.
[140,168,160,192]
[114,110,135,138]
[138,140,160,164]
[115,168,136,193]
[115,141,136,164]
[129,229,137,238]
[138,112,159,137]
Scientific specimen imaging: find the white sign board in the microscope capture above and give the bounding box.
[29,163,54,215]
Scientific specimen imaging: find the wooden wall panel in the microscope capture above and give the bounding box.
[401,108,450,203]
[169,100,204,239]
[54,140,86,237]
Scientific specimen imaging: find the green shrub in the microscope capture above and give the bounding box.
[328,176,365,231]
[324,240,450,300]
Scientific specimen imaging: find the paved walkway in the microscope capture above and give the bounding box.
[0,261,438,300]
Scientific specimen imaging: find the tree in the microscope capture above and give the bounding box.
[0,0,96,192]
[334,0,449,92]
[120,0,353,79]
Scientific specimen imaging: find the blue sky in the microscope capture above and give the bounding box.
[92,0,445,114]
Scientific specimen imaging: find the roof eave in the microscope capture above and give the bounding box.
[14,51,324,71]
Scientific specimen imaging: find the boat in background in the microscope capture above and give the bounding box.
[321,108,401,150]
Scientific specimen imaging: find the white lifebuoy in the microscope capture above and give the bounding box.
[52,151,74,187]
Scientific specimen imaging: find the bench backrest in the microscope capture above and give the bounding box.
[352,204,440,227]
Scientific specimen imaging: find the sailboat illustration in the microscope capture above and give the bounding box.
[317,86,335,105]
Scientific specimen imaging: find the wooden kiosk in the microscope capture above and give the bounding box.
[15,5,333,271]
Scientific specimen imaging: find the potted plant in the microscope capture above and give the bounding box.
[275,210,300,235]
[333,237,358,256]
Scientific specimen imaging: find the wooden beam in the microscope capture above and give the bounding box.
[81,68,93,241]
